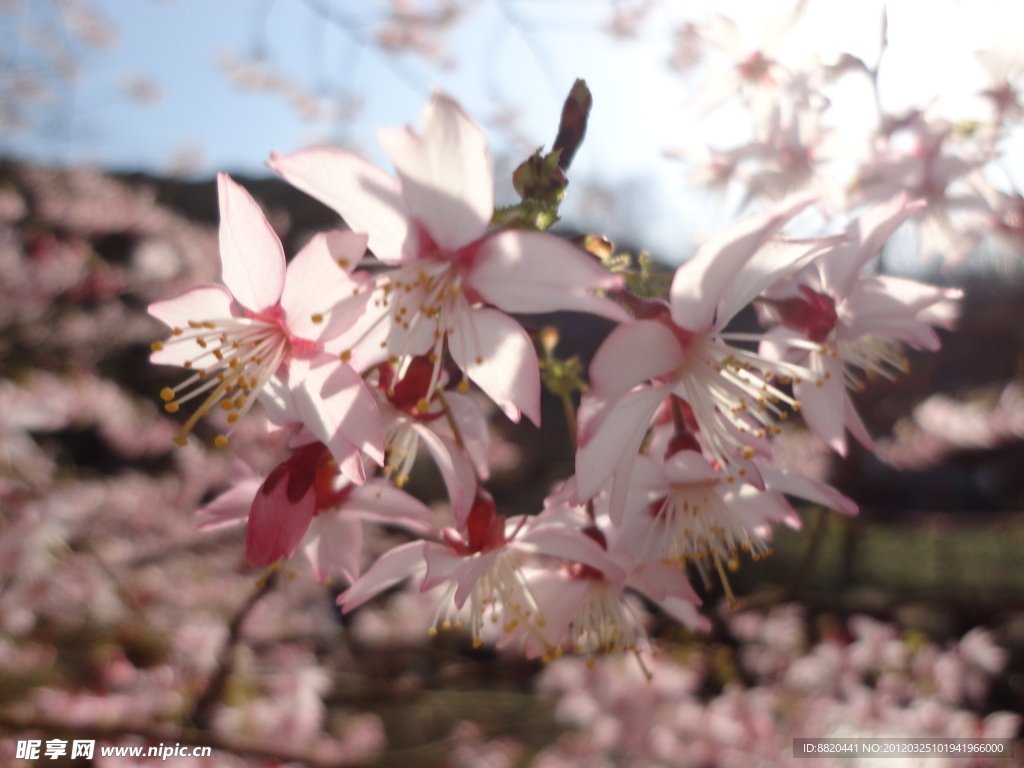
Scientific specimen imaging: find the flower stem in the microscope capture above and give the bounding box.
[434,387,467,451]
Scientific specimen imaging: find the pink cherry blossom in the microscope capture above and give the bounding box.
[341,488,619,650]
[268,92,630,426]
[371,355,484,527]
[149,173,380,476]
[514,498,709,661]
[759,194,963,454]
[576,195,829,518]
[609,427,856,571]
[197,441,432,582]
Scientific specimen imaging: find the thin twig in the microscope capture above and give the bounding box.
[787,506,829,599]
[434,387,467,452]
[189,569,279,729]
[560,391,577,450]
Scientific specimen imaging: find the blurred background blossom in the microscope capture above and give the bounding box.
[0,1,1023,765]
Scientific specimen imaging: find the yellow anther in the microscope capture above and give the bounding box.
[457,380,470,394]
[475,356,483,364]
[337,258,350,269]
[171,328,183,336]
[150,341,164,352]
[220,399,234,410]
[196,338,207,348]
[428,627,438,637]
[160,387,175,401]
[214,435,229,448]
[416,398,431,413]
[742,446,754,459]
[441,621,452,630]
[339,350,352,362]
[310,314,323,324]
[472,637,484,649]
[164,402,179,413]
[227,413,239,423]
[792,400,801,411]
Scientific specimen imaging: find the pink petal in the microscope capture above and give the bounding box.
[413,425,477,529]
[449,307,540,426]
[520,569,593,651]
[196,476,263,531]
[217,173,286,313]
[257,373,300,427]
[469,231,631,322]
[305,513,363,584]
[149,285,235,366]
[575,385,668,515]
[377,92,493,252]
[518,526,626,583]
[716,236,844,329]
[423,546,501,609]
[339,540,426,612]
[794,353,847,455]
[670,195,814,332]
[345,483,434,534]
[627,559,700,605]
[758,463,858,516]
[288,357,383,481]
[663,450,721,485]
[660,596,713,632]
[245,463,317,567]
[281,231,371,343]
[826,194,925,297]
[268,148,415,264]
[433,391,490,480]
[843,389,874,451]
[589,320,684,401]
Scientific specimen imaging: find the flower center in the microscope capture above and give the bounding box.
[343,257,479,411]
[155,310,297,447]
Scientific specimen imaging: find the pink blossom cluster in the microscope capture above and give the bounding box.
[147,89,962,664]
[529,606,1020,768]
[0,166,390,764]
[671,2,1024,270]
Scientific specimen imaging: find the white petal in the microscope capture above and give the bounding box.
[413,425,477,529]
[575,386,668,508]
[469,231,631,322]
[217,173,286,312]
[305,513,363,584]
[289,357,383,478]
[589,320,684,401]
[449,307,540,426]
[377,92,492,252]
[794,353,847,455]
[716,235,844,330]
[281,231,370,342]
[268,148,415,264]
[432,391,491,480]
[346,482,434,534]
[670,195,814,332]
[758,463,858,515]
[339,540,426,612]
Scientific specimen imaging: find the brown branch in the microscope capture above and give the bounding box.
[189,569,279,729]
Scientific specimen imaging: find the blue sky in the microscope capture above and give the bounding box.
[3,0,1022,264]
